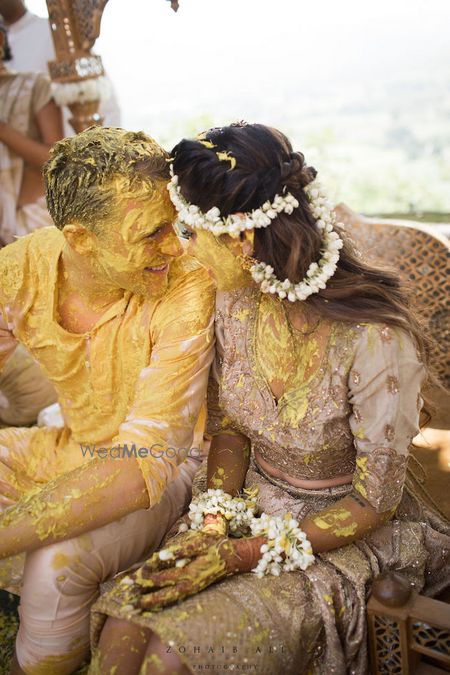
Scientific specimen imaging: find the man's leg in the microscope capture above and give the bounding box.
[15,457,199,674]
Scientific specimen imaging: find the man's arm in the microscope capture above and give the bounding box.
[0,308,19,373]
[0,263,215,558]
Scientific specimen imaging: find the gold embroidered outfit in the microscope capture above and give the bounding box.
[92,288,450,674]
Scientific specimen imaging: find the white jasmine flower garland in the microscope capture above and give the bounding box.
[251,181,344,302]
[168,165,344,302]
[168,168,299,238]
[250,512,315,578]
[188,488,258,537]
[187,491,315,577]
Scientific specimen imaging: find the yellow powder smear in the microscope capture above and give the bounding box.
[189,229,252,291]
[141,653,165,672]
[52,552,71,570]
[333,522,358,538]
[313,507,352,530]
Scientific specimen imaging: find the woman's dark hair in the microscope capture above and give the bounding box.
[172,122,436,420]
[0,15,12,61]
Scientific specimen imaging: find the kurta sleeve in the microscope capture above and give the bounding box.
[0,307,18,373]
[0,239,26,372]
[111,263,215,506]
[348,324,426,513]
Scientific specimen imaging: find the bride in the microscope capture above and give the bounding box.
[89,122,450,675]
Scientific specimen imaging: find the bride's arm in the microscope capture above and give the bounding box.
[297,323,426,553]
[202,369,251,497]
[207,430,251,496]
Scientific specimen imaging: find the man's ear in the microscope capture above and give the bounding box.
[62,224,95,255]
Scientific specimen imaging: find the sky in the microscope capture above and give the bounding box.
[26,0,450,132]
[25,1,450,212]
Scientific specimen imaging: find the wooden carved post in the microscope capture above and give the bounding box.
[367,573,418,674]
[367,571,450,674]
[45,0,110,133]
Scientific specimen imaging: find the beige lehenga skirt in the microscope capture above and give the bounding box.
[90,460,450,674]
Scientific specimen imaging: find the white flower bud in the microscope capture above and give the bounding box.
[159,549,175,561]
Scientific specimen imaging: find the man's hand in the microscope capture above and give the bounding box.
[134,533,265,611]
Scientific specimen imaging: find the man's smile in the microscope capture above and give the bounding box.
[144,263,169,273]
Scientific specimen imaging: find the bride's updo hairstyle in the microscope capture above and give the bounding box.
[171,123,432,385]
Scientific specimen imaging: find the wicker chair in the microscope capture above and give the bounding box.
[335,205,450,674]
[336,204,450,430]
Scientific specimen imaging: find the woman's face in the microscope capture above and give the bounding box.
[183,226,252,291]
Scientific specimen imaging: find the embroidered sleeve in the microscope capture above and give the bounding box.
[348,324,426,513]
[31,72,53,114]
[206,296,241,438]
[206,374,226,436]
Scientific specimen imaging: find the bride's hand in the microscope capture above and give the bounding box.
[134,535,265,611]
[137,528,224,575]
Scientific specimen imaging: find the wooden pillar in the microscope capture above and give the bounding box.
[45,0,110,133]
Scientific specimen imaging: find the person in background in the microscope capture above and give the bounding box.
[0,0,122,133]
[0,13,63,244]
[0,13,61,429]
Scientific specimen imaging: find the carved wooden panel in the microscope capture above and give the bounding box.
[346,221,450,390]
[46,0,109,81]
[411,620,450,662]
[373,615,404,674]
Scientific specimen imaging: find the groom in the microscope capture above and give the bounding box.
[0,126,215,674]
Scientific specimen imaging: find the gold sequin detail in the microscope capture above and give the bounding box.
[351,370,361,385]
[353,448,407,512]
[387,375,400,394]
[353,407,363,424]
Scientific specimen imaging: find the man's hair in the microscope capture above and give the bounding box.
[44,126,170,231]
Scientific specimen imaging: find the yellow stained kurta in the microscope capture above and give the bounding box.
[0,226,215,510]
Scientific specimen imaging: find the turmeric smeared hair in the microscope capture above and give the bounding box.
[44,126,170,232]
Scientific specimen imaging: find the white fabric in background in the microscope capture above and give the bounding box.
[8,11,122,133]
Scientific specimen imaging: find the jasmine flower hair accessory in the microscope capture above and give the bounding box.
[167,165,344,302]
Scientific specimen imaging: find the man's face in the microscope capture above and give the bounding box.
[89,180,183,297]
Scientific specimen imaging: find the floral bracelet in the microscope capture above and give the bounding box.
[188,488,258,537]
[250,512,315,577]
